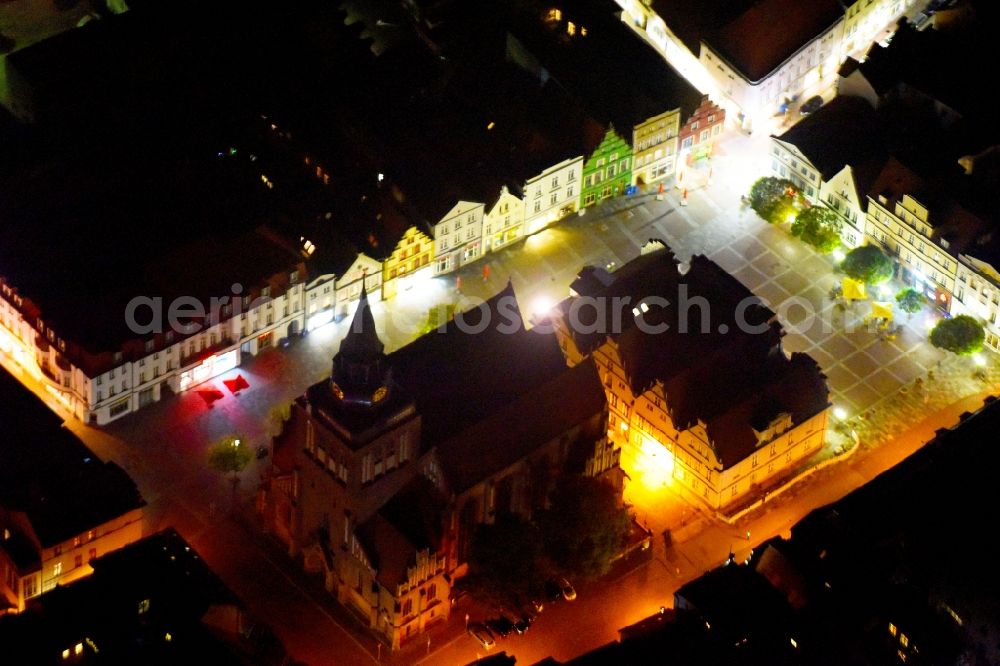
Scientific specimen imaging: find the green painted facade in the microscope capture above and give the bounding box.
[581,126,633,207]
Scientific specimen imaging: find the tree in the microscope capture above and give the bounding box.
[465,513,544,606]
[208,434,253,477]
[748,176,798,224]
[539,475,630,580]
[417,303,456,336]
[841,245,893,285]
[791,206,842,253]
[895,288,926,317]
[930,315,985,355]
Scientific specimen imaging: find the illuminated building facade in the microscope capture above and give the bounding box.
[0,368,144,615]
[381,225,435,301]
[700,0,845,132]
[632,108,681,186]
[0,227,307,424]
[523,156,583,236]
[483,186,525,252]
[432,201,485,275]
[264,285,611,648]
[581,127,633,208]
[677,95,725,162]
[553,242,829,510]
[770,96,884,248]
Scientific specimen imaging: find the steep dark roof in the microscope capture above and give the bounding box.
[436,358,606,492]
[0,368,145,548]
[388,282,570,449]
[357,476,447,589]
[705,0,845,82]
[561,245,828,468]
[774,96,884,181]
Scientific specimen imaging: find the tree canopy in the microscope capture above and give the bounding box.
[748,177,798,224]
[841,245,894,285]
[895,288,926,315]
[466,513,544,606]
[539,475,630,580]
[791,206,842,253]
[208,435,253,475]
[929,315,985,355]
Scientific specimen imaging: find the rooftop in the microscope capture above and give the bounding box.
[705,0,845,83]
[388,282,571,450]
[356,476,447,589]
[562,244,829,468]
[0,367,145,551]
[435,358,606,493]
[0,529,269,666]
[773,96,884,181]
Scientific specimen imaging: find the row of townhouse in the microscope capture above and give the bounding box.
[0,226,383,425]
[385,96,726,298]
[617,0,925,131]
[770,99,1000,353]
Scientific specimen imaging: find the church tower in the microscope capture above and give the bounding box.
[330,286,391,411]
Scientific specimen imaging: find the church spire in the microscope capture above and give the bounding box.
[330,284,391,411]
[340,285,383,360]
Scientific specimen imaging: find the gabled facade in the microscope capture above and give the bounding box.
[334,254,383,317]
[523,156,583,236]
[632,108,681,186]
[678,96,725,161]
[432,201,485,275]
[865,190,964,311]
[381,225,434,300]
[818,165,867,248]
[553,243,830,510]
[953,254,1000,352]
[305,252,382,331]
[581,127,633,208]
[483,186,525,253]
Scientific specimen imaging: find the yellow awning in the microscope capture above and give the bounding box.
[842,278,866,301]
[870,301,894,321]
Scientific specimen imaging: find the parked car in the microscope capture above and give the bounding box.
[467,622,495,649]
[486,615,515,639]
[556,576,577,601]
[545,576,577,602]
[799,95,824,115]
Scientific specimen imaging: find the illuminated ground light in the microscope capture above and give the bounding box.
[833,406,847,421]
[974,353,986,367]
[532,295,555,320]
[633,436,675,489]
[833,249,846,262]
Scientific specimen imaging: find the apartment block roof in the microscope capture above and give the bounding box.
[561,244,829,468]
[704,0,845,83]
[0,368,144,553]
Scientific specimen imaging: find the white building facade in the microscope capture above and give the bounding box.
[523,156,583,236]
[0,269,308,425]
[482,186,525,253]
[432,201,485,275]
